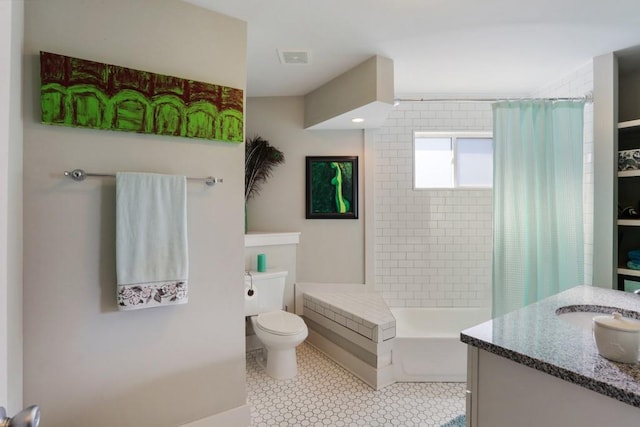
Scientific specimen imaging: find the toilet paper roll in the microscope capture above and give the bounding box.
[245,283,257,300]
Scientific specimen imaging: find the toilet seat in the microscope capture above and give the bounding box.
[255,310,306,336]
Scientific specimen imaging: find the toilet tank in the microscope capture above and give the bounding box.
[244,270,289,316]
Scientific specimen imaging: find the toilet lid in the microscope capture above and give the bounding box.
[255,310,306,336]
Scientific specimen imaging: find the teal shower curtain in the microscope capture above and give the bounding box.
[492,100,585,317]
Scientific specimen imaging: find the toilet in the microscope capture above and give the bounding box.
[245,270,308,379]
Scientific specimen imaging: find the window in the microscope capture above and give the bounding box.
[414,132,493,188]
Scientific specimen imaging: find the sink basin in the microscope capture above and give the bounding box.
[556,305,640,331]
[556,311,597,330]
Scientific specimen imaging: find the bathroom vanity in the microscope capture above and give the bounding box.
[461,286,640,427]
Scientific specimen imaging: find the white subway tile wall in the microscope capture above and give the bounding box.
[373,62,594,308]
[374,102,494,308]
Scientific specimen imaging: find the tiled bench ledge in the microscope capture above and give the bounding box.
[303,292,396,343]
[296,283,396,389]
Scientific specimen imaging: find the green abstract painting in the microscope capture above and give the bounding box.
[305,156,358,219]
[40,51,244,143]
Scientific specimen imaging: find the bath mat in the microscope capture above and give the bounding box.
[441,414,466,427]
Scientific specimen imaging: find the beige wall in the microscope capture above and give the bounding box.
[0,0,24,415]
[593,53,617,288]
[23,1,248,426]
[246,97,365,284]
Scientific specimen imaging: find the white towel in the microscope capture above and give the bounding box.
[116,172,188,311]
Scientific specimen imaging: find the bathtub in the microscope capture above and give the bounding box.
[391,307,491,382]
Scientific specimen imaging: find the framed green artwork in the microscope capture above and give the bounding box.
[305,156,358,219]
[39,51,244,143]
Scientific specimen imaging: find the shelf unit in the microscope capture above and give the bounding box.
[618,170,640,178]
[618,118,640,129]
[617,219,640,226]
[617,268,640,278]
[616,119,640,292]
[593,47,640,293]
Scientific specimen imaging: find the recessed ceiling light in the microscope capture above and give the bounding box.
[351,118,365,123]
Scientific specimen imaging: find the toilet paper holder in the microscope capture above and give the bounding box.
[246,271,255,296]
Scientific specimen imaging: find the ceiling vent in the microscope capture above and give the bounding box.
[277,49,310,65]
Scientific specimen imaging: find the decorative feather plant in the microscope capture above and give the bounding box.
[245,135,285,202]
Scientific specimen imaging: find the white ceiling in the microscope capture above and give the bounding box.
[186,0,640,98]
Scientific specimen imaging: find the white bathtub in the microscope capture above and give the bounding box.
[391,307,491,382]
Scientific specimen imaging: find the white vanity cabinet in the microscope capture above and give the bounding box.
[465,346,640,427]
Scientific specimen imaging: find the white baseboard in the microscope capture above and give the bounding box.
[181,404,251,427]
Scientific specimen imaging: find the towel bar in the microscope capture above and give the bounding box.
[63,169,223,186]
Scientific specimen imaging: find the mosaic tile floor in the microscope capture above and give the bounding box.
[246,343,466,427]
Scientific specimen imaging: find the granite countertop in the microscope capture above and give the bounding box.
[461,286,640,408]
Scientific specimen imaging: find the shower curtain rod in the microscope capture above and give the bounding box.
[394,92,593,104]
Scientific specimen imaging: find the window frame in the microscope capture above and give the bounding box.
[413,131,493,190]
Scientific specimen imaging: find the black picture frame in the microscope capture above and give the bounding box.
[305,156,358,219]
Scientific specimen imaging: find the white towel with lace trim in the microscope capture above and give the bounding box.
[116,172,188,311]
